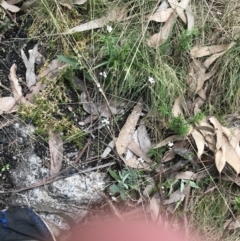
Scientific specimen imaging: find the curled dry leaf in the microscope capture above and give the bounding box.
[147,12,175,48]
[209,116,223,150]
[28,49,45,65]
[215,149,225,173]
[137,124,151,154]
[162,140,188,162]
[49,131,63,176]
[168,0,190,24]
[8,64,26,102]
[222,135,240,174]
[101,139,115,158]
[115,100,143,156]
[128,141,152,164]
[73,0,87,5]
[125,130,139,161]
[203,43,235,68]
[66,8,125,34]
[223,127,240,159]
[148,8,173,22]
[191,129,205,158]
[59,2,72,9]
[0,0,20,12]
[172,97,184,117]
[175,171,198,180]
[0,97,18,114]
[21,44,38,88]
[190,44,233,58]
[205,134,216,152]
[185,4,194,30]
[153,135,184,149]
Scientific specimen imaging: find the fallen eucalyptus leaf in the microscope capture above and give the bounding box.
[115,100,143,156]
[21,44,38,88]
[148,8,173,22]
[147,12,175,48]
[191,129,205,158]
[0,97,18,114]
[66,8,125,34]
[137,124,151,154]
[49,131,63,176]
[209,116,223,150]
[215,148,225,173]
[175,171,198,180]
[190,44,232,58]
[0,0,20,12]
[8,64,25,102]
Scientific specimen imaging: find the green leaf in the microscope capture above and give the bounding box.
[57,55,80,69]
[109,184,120,194]
[180,179,185,193]
[189,181,199,189]
[108,169,120,181]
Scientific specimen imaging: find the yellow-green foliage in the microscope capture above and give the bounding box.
[19,78,84,148]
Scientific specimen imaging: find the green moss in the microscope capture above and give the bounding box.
[19,78,85,148]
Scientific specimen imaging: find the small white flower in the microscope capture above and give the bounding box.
[161,186,165,190]
[107,25,113,33]
[102,118,110,126]
[168,142,174,148]
[100,71,107,78]
[96,83,101,88]
[137,157,144,163]
[217,11,222,15]
[111,196,117,201]
[148,76,155,84]
[99,88,103,92]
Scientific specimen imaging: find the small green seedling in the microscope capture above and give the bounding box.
[1,164,10,172]
[168,115,190,136]
[108,168,139,200]
[234,196,240,210]
[180,179,199,193]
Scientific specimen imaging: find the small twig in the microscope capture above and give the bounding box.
[73,137,91,164]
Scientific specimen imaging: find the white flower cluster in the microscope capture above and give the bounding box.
[101,118,110,126]
[96,83,103,92]
[148,76,155,84]
[107,25,113,33]
[100,71,107,78]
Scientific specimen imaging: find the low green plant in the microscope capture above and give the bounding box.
[168,115,190,136]
[187,112,205,125]
[178,28,199,52]
[0,18,14,33]
[234,196,240,210]
[1,164,10,172]
[108,168,140,200]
